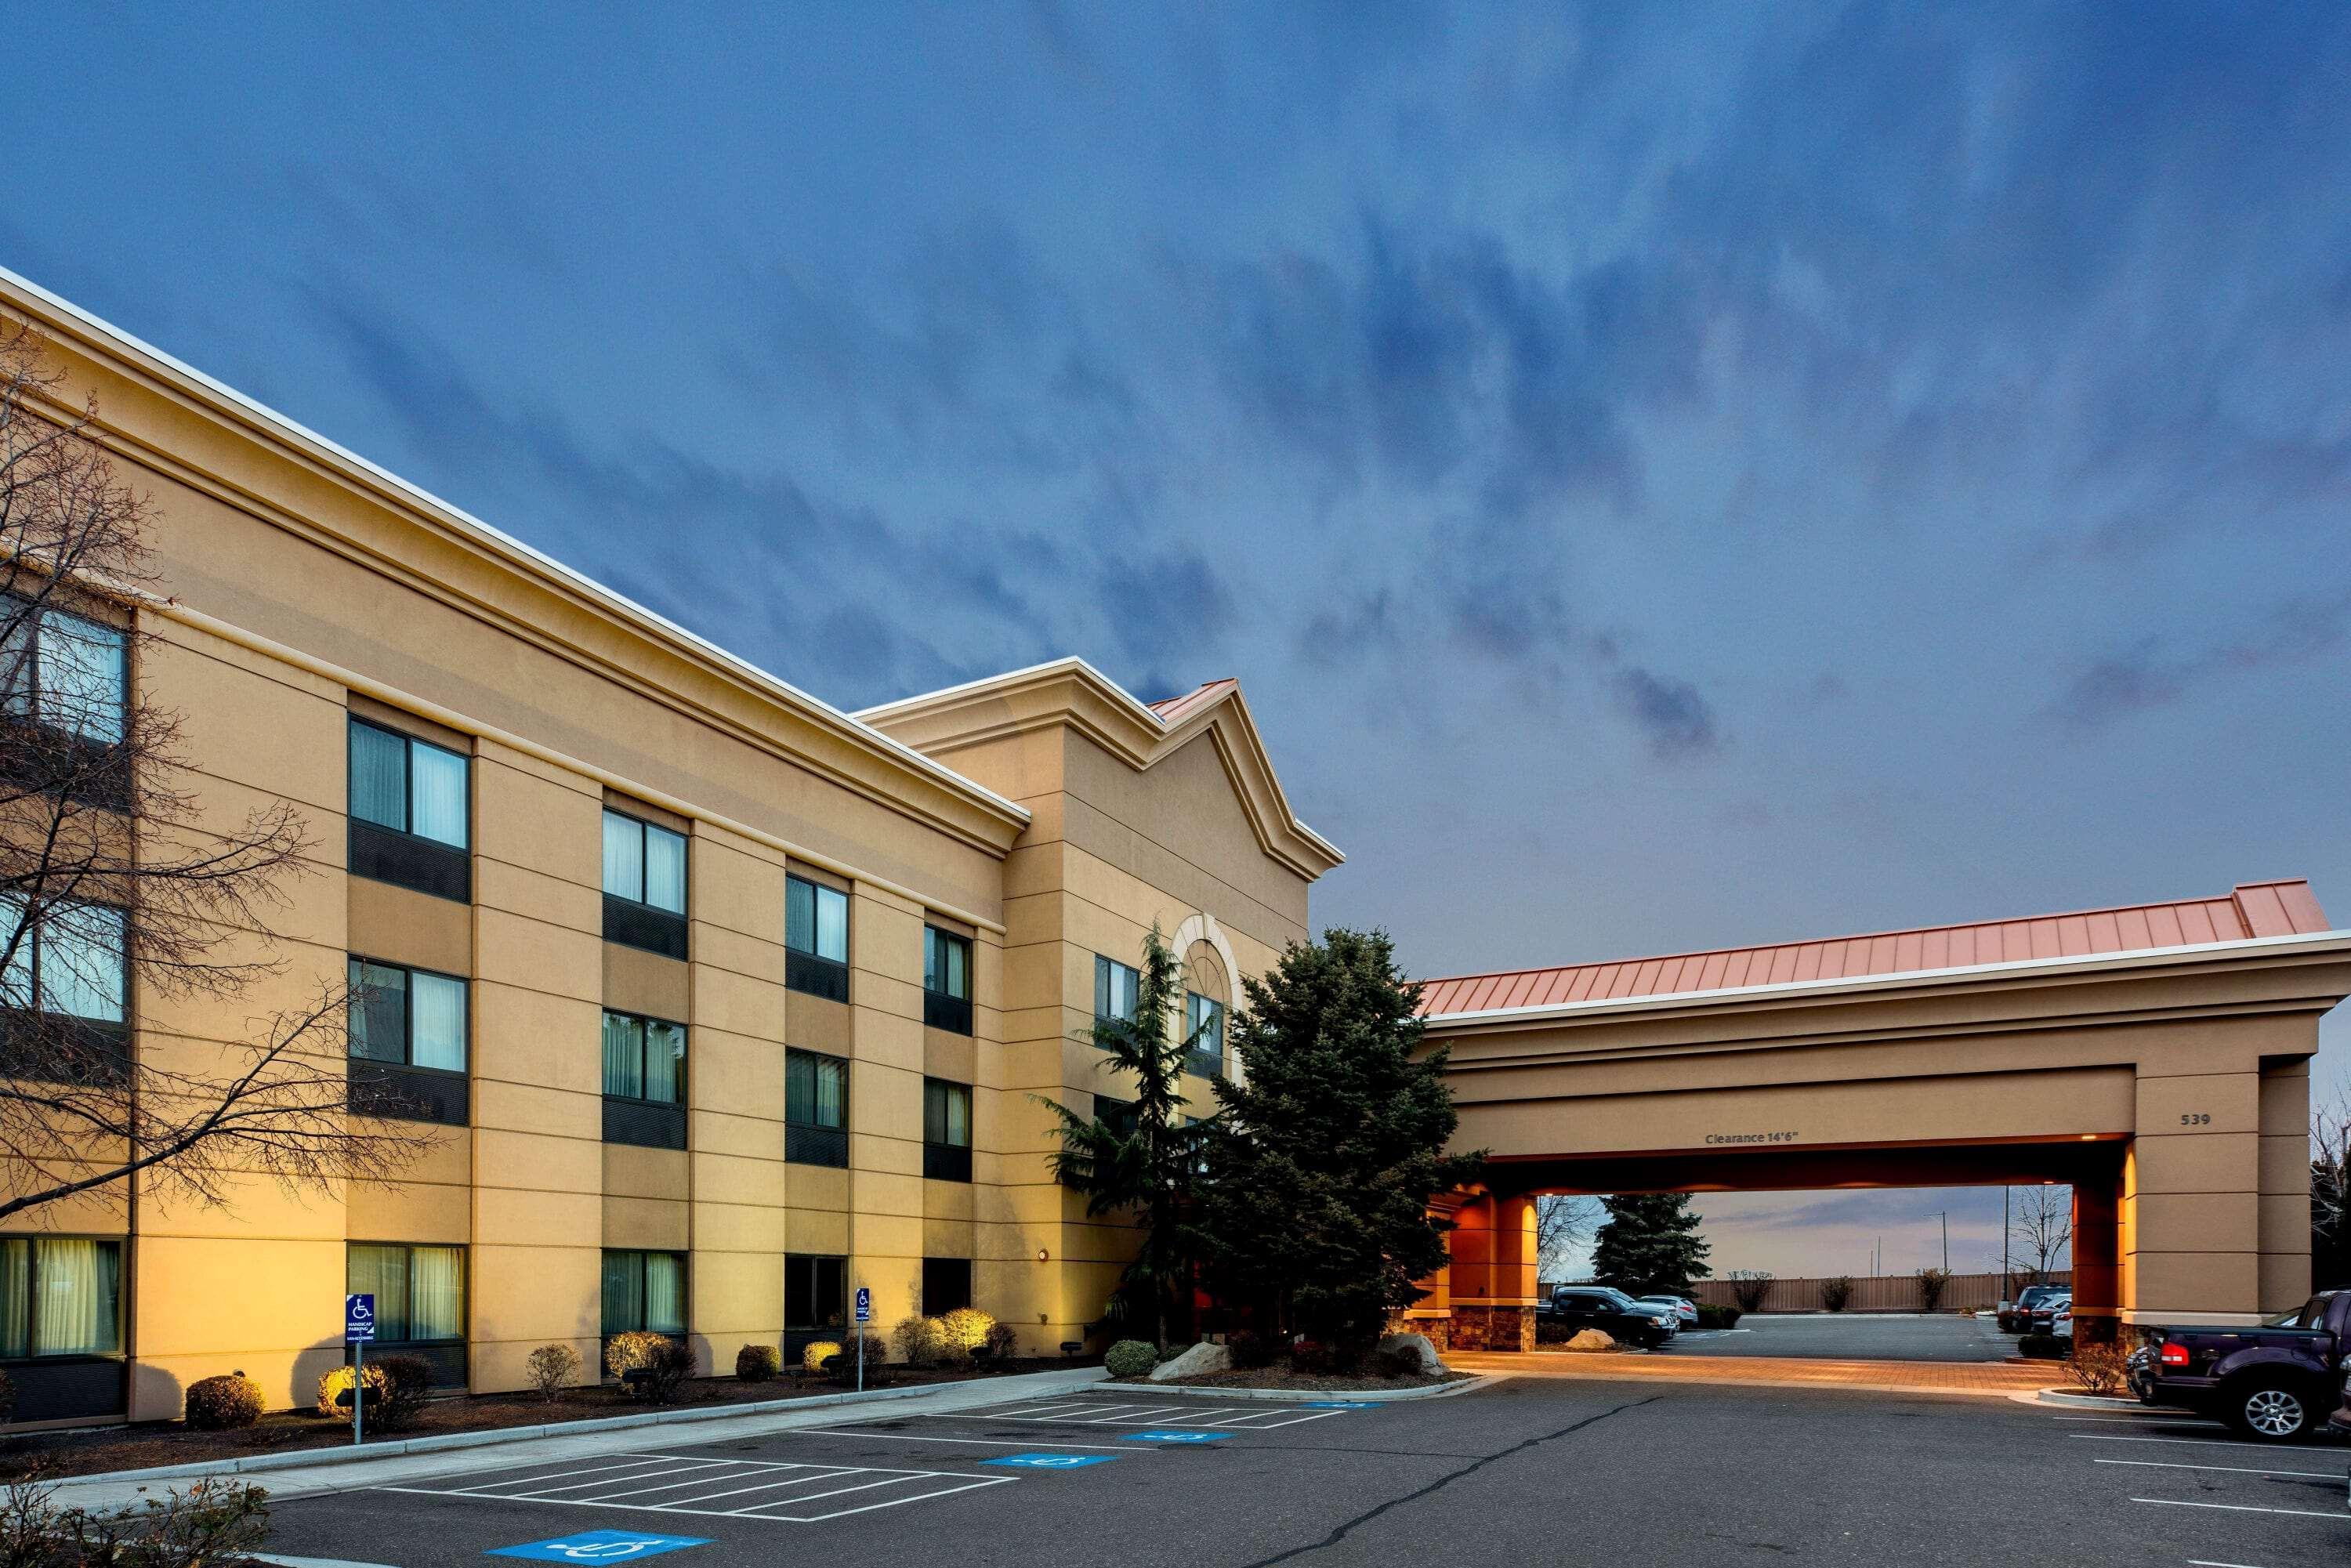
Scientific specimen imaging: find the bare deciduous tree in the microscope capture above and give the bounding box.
[0,318,434,1222]
[1535,1193,1601,1282]
[2313,1081,2349,1290]
[2007,1184,2071,1284]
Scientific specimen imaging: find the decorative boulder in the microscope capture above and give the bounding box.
[1564,1328,1617,1353]
[1148,1341,1233,1382]
[1375,1332,1445,1374]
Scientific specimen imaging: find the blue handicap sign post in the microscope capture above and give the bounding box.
[489,1530,711,1561]
[343,1294,375,1444]
[853,1285,871,1391]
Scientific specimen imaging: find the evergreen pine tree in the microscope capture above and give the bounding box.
[1589,1193,1712,1295]
[1038,926,1202,1351]
[1197,929,1483,1353]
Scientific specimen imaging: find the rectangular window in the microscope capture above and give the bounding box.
[346,1243,465,1344]
[602,809,688,958]
[922,1077,973,1182]
[921,1257,972,1317]
[784,875,850,1001]
[1093,955,1139,1026]
[600,1010,686,1149]
[1185,992,1226,1077]
[0,1237,122,1358]
[2,606,126,745]
[784,1048,849,1168]
[783,1254,846,1331]
[922,925,973,1034]
[0,896,126,1023]
[348,959,468,1072]
[347,717,470,901]
[601,1250,686,1337]
[1095,1094,1139,1141]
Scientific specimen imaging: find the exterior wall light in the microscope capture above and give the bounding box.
[1036,1248,1049,1262]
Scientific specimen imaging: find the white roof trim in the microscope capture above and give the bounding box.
[0,263,1028,828]
[1418,929,2351,1027]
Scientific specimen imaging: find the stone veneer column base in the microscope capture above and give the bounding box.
[1445,1304,1534,1352]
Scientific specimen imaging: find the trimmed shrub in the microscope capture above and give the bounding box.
[184,1373,265,1430]
[2068,1342,2130,1395]
[736,1343,782,1382]
[983,1320,1019,1361]
[370,1354,434,1432]
[935,1308,995,1363]
[829,1334,887,1386]
[526,1342,581,1402]
[1694,1305,1742,1331]
[1915,1268,1953,1313]
[603,1330,670,1382]
[1103,1339,1157,1378]
[317,1361,387,1418]
[1728,1271,1775,1314]
[1226,1330,1274,1370]
[1291,1338,1335,1374]
[803,1339,843,1374]
[1819,1276,1854,1313]
[890,1315,943,1367]
[1371,1345,1420,1378]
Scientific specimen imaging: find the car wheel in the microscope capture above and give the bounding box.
[2225,1379,2314,1442]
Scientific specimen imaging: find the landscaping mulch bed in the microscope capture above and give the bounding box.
[1113,1367,1469,1392]
[0,1359,1079,1483]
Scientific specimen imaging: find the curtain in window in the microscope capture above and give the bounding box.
[42,904,125,1023]
[643,1253,685,1334]
[348,722,408,831]
[643,1021,683,1104]
[812,1056,845,1128]
[643,827,686,914]
[1096,958,1137,1023]
[926,1081,969,1147]
[39,617,125,744]
[32,1239,119,1356]
[407,1246,465,1341]
[348,961,408,1062]
[409,972,467,1071]
[0,1240,26,1358]
[785,878,814,955]
[945,937,968,998]
[600,1251,642,1335]
[601,812,641,900]
[602,1012,642,1099]
[347,1242,411,1342]
[813,885,846,961]
[408,744,469,849]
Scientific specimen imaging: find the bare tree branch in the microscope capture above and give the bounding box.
[0,317,440,1222]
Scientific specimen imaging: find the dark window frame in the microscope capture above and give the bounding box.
[0,1233,125,1363]
[1092,954,1139,1027]
[922,1077,973,1183]
[600,1009,687,1150]
[344,1240,469,1348]
[783,1253,848,1332]
[601,809,689,958]
[0,896,128,1025]
[0,599,132,812]
[922,926,973,1035]
[784,875,851,1001]
[1183,990,1226,1079]
[600,1248,689,1338]
[921,1257,973,1316]
[1,600,129,748]
[346,957,469,1127]
[784,1048,850,1168]
[346,717,472,904]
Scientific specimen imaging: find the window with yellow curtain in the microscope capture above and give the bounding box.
[0,1237,121,1357]
[347,1242,465,1343]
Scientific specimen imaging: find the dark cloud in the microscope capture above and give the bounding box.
[2050,588,2351,733]
[1610,666,1722,761]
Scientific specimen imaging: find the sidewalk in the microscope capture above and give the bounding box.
[1447,1349,2052,1398]
[45,1365,1108,1516]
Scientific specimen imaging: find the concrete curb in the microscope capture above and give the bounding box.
[2016,1389,2144,1410]
[57,1367,1112,1490]
[1112,1373,1503,1403]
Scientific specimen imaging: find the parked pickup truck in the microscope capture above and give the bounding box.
[2126,1290,2350,1442]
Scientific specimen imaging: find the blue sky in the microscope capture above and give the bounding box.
[12,3,2348,1274]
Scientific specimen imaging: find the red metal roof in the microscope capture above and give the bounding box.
[1147,678,1238,726]
[1415,880,2334,1017]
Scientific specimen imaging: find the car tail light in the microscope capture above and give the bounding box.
[2159,1342,2190,1367]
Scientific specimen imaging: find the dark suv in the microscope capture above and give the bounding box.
[1541,1287,1678,1349]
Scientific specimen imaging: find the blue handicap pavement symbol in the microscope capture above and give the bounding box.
[980,1452,1117,1469]
[1122,1430,1226,1443]
[1301,1400,1383,1409]
[490,1530,711,1562]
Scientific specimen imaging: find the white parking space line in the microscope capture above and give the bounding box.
[2054,1414,2223,1425]
[2096,1458,2343,1479]
[375,1451,1020,1526]
[799,1427,1138,1450]
[2186,1559,2275,1566]
[2132,1497,2351,1522]
[2071,1434,2292,1452]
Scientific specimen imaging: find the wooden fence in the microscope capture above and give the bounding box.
[1684,1269,2071,1313]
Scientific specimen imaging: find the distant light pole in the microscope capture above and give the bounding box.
[1933,1211,1949,1273]
[2001,1186,2011,1300]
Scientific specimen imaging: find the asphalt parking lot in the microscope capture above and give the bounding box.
[253,1376,2350,1567]
[1657,1309,2019,1360]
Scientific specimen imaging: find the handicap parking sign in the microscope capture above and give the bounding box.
[1122,1430,1226,1443]
[980,1453,1117,1469]
[490,1530,711,1561]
